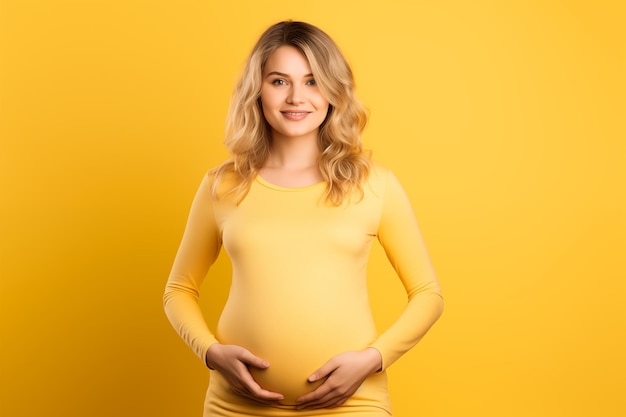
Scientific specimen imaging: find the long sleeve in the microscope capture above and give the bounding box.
[163,173,222,364]
[369,170,444,370]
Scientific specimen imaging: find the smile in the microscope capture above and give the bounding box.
[281,111,310,120]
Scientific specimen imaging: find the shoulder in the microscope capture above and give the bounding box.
[363,160,412,203]
[204,162,241,193]
[369,160,392,178]
[357,161,391,203]
[365,160,395,190]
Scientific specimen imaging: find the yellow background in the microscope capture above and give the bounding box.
[1,1,624,416]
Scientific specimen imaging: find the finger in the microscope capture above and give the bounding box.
[252,387,285,401]
[297,396,345,410]
[295,381,334,404]
[296,389,349,410]
[232,381,284,403]
[313,397,347,409]
[238,349,270,369]
[235,368,284,401]
[232,387,283,405]
[241,392,284,405]
[307,359,338,382]
[246,381,284,401]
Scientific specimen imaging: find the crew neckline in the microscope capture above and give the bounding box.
[255,175,326,192]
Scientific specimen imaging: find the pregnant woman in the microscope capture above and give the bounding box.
[163,20,444,417]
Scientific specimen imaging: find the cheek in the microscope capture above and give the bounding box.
[317,95,330,113]
[320,101,330,118]
[260,99,269,114]
[260,87,277,109]
[260,96,277,117]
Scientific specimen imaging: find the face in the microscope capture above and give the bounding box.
[260,46,330,143]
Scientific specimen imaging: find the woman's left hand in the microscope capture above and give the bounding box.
[294,347,382,409]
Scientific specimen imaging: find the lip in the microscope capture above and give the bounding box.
[281,111,311,121]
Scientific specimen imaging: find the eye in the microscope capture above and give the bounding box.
[271,79,287,86]
[306,79,317,86]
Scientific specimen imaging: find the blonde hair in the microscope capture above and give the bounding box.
[210,20,370,205]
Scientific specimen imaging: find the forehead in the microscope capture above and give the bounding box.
[263,45,313,75]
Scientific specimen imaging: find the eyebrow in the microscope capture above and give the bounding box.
[265,71,314,78]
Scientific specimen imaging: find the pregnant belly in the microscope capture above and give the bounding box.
[248,351,325,405]
[216,302,377,404]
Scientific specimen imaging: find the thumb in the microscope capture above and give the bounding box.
[239,349,270,369]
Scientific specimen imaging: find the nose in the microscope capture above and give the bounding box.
[286,84,305,104]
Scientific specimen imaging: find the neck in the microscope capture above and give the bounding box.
[265,133,321,169]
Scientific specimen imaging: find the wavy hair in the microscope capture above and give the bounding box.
[210,20,370,205]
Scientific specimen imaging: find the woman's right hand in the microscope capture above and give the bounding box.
[205,343,285,404]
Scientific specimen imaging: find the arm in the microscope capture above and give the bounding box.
[163,173,222,363]
[163,173,284,402]
[369,169,444,370]
[296,169,443,409]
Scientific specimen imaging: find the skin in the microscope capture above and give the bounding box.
[295,347,382,409]
[258,45,329,188]
[205,45,383,409]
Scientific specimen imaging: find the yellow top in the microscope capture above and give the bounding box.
[163,162,443,415]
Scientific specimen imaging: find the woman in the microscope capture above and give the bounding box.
[164,20,443,416]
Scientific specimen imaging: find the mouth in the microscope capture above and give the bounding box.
[281,111,311,121]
